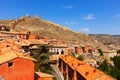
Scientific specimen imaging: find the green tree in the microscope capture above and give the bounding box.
[112,56,120,80]
[110,67,120,80]
[76,55,84,61]
[117,50,120,54]
[97,59,112,77]
[97,57,120,80]
[98,60,109,72]
[70,52,76,57]
[70,53,84,61]
[31,44,53,74]
[113,56,120,70]
[98,49,103,56]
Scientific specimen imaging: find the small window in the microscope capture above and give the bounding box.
[8,62,13,68]
[57,49,59,52]
[61,51,64,54]
[6,45,9,47]
[54,49,56,52]
[17,40,20,42]
[57,52,59,54]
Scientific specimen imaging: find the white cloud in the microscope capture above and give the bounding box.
[79,28,90,33]
[64,21,75,25]
[84,14,95,20]
[63,5,74,9]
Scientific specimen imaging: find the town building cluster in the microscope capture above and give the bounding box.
[0,23,54,80]
[0,18,117,80]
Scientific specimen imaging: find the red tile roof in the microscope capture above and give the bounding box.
[60,55,116,80]
[0,48,36,65]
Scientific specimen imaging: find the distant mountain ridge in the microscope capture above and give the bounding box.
[0,15,107,49]
[89,34,120,46]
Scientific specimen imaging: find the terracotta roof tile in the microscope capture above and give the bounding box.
[0,48,18,64]
[60,55,115,80]
[0,48,36,64]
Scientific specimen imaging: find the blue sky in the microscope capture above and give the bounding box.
[0,0,120,34]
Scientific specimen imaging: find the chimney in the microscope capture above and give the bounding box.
[90,64,93,67]
[93,69,96,73]
[0,50,1,55]
[72,63,74,66]
[85,71,89,76]
[78,63,80,66]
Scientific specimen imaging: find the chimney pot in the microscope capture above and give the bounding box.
[85,71,89,76]
[72,63,73,66]
[90,64,93,67]
[93,69,96,73]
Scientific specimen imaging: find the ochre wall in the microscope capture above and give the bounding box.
[0,58,34,80]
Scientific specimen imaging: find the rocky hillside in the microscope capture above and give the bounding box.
[0,16,107,49]
[0,20,13,26]
[89,34,120,46]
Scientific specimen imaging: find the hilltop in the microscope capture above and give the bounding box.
[0,15,107,49]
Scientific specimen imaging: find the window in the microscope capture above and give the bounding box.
[6,45,9,47]
[54,49,56,53]
[8,62,13,68]
[57,52,59,54]
[61,51,64,54]
[17,40,20,42]
[57,49,59,52]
